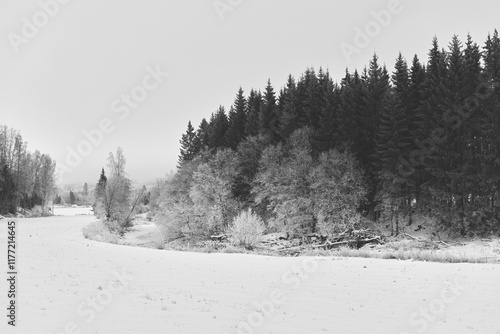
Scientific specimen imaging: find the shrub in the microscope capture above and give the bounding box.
[30,205,43,217]
[227,209,265,248]
[82,221,120,244]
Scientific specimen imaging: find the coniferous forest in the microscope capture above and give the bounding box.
[164,32,500,240]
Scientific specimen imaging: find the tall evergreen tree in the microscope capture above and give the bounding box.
[69,191,76,205]
[279,75,299,138]
[300,68,323,130]
[208,106,229,149]
[0,165,17,214]
[375,93,409,235]
[337,69,365,147]
[225,87,247,149]
[361,54,391,210]
[374,54,411,232]
[178,121,198,167]
[94,168,107,208]
[245,89,262,137]
[259,80,279,141]
[414,37,448,211]
[482,30,500,230]
[195,118,210,150]
[406,55,427,204]
[317,70,340,152]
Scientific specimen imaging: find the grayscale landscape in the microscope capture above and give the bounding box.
[1,1,500,333]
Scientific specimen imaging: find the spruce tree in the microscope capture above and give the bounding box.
[245,89,262,137]
[337,69,364,146]
[225,87,247,149]
[259,80,279,141]
[301,68,323,130]
[317,71,340,152]
[374,54,411,233]
[482,30,500,230]
[279,75,299,138]
[195,118,210,150]
[361,54,391,211]
[94,168,107,209]
[208,106,229,149]
[0,165,17,214]
[407,55,427,205]
[375,93,409,235]
[415,37,448,211]
[69,191,76,205]
[178,121,198,166]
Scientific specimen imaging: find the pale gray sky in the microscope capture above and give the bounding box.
[0,0,498,186]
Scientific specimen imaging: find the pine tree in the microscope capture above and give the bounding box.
[374,53,412,233]
[361,54,391,210]
[69,191,76,205]
[337,69,364,146]
[279,75,299,138]
[245,89,262,137]
[482,30,500,230]
[225,87,247,149]
[406,55,427,205]
[208,106,229,149]
[415,36,448,212]
[301,68,323,130]
[317,70,340,152]
[259,80,279,141]
[484,30,500,80]
[94,168,107,207]
[0,165,17,214]
[178,121,198,166]
[195,118,210,150]
[54,194,62,205]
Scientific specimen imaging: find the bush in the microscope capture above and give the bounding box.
[30,205,44,217]
[82,221,120,244]
[227,209,265,248]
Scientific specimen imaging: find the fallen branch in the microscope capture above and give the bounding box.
[311,240,350,249]
[210,234,227,241]
[440,240,451,248]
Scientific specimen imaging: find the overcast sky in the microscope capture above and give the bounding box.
[0,0,499,186]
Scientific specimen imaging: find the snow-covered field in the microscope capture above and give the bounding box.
[52,206,93,216]
[1,215,499,334]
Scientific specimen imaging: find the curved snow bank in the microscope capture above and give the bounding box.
[0,216,499,334]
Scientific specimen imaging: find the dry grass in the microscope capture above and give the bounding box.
[302,240,500,264]
[82,221,120,244]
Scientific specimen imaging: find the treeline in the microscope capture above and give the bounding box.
[167,31,500,238]
[54,183,92,206]
[0,125,57,215]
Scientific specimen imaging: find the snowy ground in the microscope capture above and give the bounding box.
[52,206,93,216]
[1,215,499,334]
